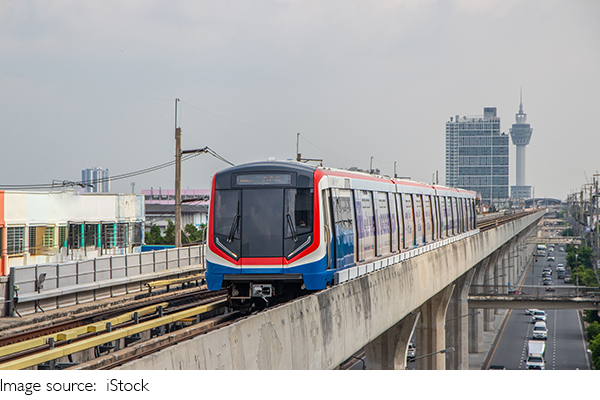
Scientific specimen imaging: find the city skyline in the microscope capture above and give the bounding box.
[1,1,599,201]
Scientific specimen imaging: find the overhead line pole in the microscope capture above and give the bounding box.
[175,98,182,248]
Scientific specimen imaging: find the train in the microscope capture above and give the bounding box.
[206,160,478,310]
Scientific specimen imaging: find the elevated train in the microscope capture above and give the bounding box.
[206,161,478,309]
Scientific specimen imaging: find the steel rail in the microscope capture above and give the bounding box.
[0,297,227,370]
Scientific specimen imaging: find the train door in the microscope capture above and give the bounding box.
[330,188,355,269]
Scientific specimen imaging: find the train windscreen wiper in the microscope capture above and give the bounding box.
[227,214,240,243]
[286,213,298,242]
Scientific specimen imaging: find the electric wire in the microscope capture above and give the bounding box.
[0,148,231,191]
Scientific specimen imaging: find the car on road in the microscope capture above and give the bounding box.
[558,247,564,252]
[547,256,555,262]
[526,308,538,315]
[543,267,552,275]
[532,310,547,323]
[532,322,548,340]
[564,275,572,283]
[407,343,415,359]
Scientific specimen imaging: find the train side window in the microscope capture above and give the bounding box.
[331,188,356,269]
[374,191,391,256]
[423,195,432,243]
[401,193,414,249]
[355,190,376,261]
[388,192,398,253]
[395,193,404,251]
[413,194,423,247]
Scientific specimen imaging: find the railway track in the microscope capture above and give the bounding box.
[477,210,537,232]
[0,288,229,370]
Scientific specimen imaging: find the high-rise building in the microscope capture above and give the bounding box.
[81,167,110,193]
[510,92,533,199]
[445,107,509,208]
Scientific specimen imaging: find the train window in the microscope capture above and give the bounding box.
[355,190,376,262]
[331,189,355,269]
[213,189,241,259]
[374,192,391,256]
[388,192,398,253]
[213,190,241,239]
[285,188,313,238]
[401,193,414,249]
[413,195,423,247]
[241,189,284,257]
[423,195,432,243]
[284,188,314,259]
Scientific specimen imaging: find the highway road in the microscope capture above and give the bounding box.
[485,243,591,370]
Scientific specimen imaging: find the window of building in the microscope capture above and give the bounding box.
[7,227,25,255]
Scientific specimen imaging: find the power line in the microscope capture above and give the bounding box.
[0,151,216,191]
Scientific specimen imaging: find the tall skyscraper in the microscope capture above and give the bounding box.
[510,92,533,199]
[445,107,509,208]
[81,167,110,193]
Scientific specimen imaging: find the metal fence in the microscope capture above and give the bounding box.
[4,245,205,317]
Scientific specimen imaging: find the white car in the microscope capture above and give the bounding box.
[547,256,555,262]
[532,310,547,323]
[532,321,548,340]
[407,343,415,359]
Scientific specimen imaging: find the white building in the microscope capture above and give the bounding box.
[0,190,144,276]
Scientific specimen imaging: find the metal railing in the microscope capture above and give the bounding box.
[4,245,205,317]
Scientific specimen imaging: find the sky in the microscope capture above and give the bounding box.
[1,0,599,201]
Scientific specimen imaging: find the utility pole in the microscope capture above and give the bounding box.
[296,133,301,162]
[175,98,182,248]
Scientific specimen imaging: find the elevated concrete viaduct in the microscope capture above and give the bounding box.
[118,210,545,370]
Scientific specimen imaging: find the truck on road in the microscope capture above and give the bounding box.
[526,340,546,370]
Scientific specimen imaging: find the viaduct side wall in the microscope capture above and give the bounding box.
[119,211,544,370]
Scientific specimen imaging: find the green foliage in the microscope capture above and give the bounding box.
[145,224,165,245]
[183,223,206,244]
[587,321,600,342]
[584,310,600,324]
[144,220,175,245]
[590,333,600,370]
[561,228,574,236]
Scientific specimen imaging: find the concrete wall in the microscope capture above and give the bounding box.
[118,211,544,370]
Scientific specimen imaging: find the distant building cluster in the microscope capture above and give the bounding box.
[445,99,534,209]
[81,167,110,193]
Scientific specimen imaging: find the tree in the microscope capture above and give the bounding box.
[590,333,600,370]
[163,219,175,245]
[184,224,204,243]
[145,224,164,245]
[587,321,600,342]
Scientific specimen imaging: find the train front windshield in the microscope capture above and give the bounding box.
[213,187,313,261]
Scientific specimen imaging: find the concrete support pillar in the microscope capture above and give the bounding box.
[416,284,454,370]
[445,269,475,370]
[469,259,488,353]
[495,244,509,315]
[482,250,500,330]
[364,312,420,370]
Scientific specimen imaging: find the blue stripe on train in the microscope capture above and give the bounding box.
[206,256,333,291]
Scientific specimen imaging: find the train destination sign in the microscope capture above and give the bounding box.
[236,173,292,186]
